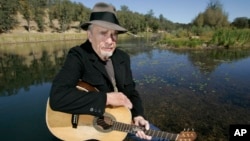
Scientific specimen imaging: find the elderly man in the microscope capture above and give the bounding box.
[49,2,167,141]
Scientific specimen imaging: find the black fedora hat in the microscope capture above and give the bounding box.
[81,2,127,34]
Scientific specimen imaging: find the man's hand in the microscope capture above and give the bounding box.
[106,92,133,109]
[133,116,152,140]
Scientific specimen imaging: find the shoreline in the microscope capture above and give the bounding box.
[0,32,87,44]
[0,32,131,44]
[1,32,249,49]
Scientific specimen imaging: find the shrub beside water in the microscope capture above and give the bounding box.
[209,28,250,48]
[157,28,250,48]
[156,36,204,48]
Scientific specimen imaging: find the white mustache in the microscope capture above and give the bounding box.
[99,42,115,49]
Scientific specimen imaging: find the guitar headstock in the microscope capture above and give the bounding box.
[176,129,197,141]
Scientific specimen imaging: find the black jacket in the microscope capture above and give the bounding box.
[49,40,144,118]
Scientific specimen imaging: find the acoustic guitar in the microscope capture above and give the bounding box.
[46,81,197,141]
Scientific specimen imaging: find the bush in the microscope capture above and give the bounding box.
[210,28,250,47]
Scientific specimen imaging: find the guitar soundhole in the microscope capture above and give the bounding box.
[93,113,115,133]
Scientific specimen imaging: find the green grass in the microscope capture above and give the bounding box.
[156,28,250,49]
[209,28,250,48]
[0,33,87,44]
[156,37,204,48]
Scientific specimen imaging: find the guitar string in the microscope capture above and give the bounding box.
[96,118,182,140]
[96,118,113,129]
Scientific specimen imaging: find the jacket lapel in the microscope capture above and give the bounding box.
[112,50,126,86]
[83,42,110,80]
[90,56,110,80]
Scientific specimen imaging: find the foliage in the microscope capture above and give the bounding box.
[210,28,250,47]
[34,8,46,32]
[157,34,204,48]
[192,0,229,28]
[19,0,33,32]
[1,0,175,33]
[157,28,250,49]
[231,17,250,29]
[0,0,19,33]
[117,7,147,34]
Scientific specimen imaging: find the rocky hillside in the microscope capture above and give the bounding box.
[11,12,84,34]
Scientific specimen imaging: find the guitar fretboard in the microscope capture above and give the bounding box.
[112,121,178,140]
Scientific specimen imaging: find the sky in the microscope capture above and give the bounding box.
[72,0,250,24]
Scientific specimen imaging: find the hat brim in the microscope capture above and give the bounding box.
[81,20,127,34]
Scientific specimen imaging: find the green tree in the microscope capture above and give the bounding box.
[145,9,159,32]
[192,0,229,28]
[120,5,129,12]
[118,5,145,33]
[158,14,174,31]
[0,0,18,33]
[231,17,249,28]
[72,2,90,31]
[19,0,34,32]
[193,13,204,27]
[33,0,47,32]
[58,0,74,32]
[48,0,62,29]
[34,7,45,32]
[47,0,90,32]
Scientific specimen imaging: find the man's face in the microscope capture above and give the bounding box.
[88,25,118,61]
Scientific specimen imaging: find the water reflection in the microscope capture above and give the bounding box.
[127,48,250,141]
[0,41,78,96]
[0,39,250,141]
[172,48,250,74]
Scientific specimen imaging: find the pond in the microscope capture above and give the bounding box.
[0,39,249,141]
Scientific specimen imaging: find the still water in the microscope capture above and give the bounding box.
[0,39,250,141]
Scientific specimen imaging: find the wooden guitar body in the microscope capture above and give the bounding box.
[46,100,131,141]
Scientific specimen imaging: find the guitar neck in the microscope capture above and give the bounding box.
[112,121,178,140]
[145,129,179,140]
